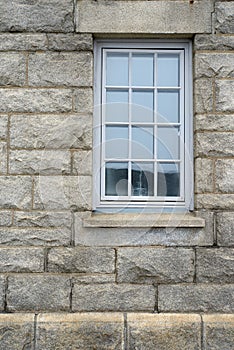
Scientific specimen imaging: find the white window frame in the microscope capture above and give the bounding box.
[93,40,193,212]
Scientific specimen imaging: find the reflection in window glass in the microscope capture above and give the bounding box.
[132,127,154,159]
[105,162,128,196]
[132,90,154,122]
[106,53,129,86]
[105,126,128,159]
[157,90,180,123]
[132,162,154,196]
[157,54,180,87]
[132,54,154,86]
[106,89,129,122]
[157,127,180,160]
[157,162,180,196]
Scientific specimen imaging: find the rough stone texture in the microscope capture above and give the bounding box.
[195,53,234,79]
[127,314,201,350]
[0,210,12,226]
[72,284,156,312]
[196,132,234,157]
[47,34,93,51]
[195,114,234,132]
[0,33,47,51]
[117,248,194,283]
[48,247,115,273]
[7,275,71,312]
[0,314,34,350]
[158,284,234,313]
[73,88,93,113]
[0,89,72,113]
[28,52,93,87]
[0,115,8,139]
[203,314,234,350]
[0,247,44,272]
[0,141,7,174]
[77,0,213,34]
[195,158,213,193]
[0,53,26,86]
[9,150,71,175]
[10,114,91,149]
[0,0,74,32]
[215,2,234,34]
[0,176,32,209]
[197,248,234,283]
[196,194,234,210]
[217,212,234,246]
[36,313,124,350]
[194,34,234,51]
[74,274,116,284]
[194,79,213,114]
[34,175,92,210]
[14,210,72,228]
[215,159,234,193]
[0,275,4,311]
[73,150,92,175]
[216,80,234,113]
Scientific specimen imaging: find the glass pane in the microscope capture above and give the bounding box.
[157,90,180,123]
[157,54,180,87]
[132,54,154,86]
[132,162,154,196]
[106,89,129,122]
[132,127,154,159]
[105,126,128,159]
[106,53,128,86]
[132,90,154,123]
[157,127,180,159]
[105,162,128,196]
[157,162,180,196]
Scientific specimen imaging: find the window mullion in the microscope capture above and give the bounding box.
[154,52,158,198]
[128,52,132,198]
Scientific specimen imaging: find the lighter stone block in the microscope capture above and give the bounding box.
[195,158,213,193]
[0,210,12,226]
[194,34,234,51]
[14,211,72,229]
[195,53,234,79]
[215,2,234,34]
[0,53,26,86]
[0,176,32,209]
[215,159,234,193]
[0,141,7,174]
[217,212,234,246]
[203,314,234,350]
[196,132,234,157]
[196,194,234,210]
[73,150,92,175]
[73,88,93,113]
[0,33,47,51]
[0,247,44,272]
[194,79,213,114]
[216,80,234,113]
[195,114,234,132]
[0,115,8,139]
[47,34,93,51]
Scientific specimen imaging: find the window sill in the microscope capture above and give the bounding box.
[83,213,205,228]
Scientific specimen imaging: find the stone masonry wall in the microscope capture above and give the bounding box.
[0,0,233,349]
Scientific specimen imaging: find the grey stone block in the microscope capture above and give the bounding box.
[0,53,26,86]
[0,33,47,51]
[117,248,194,283]
[158,284,234,312]
[47,34,93,51]
[0,141,7,175]
[195,114,234,132]
[0,314,34,350]
[14,210,72,229]
[0,275,4,311]
[194,34,234,50]
[195,53,234,79]
[74,274,116,284]
[197,248,234,283]
[195,158,213,193]
[0,115,8,139]
[48,247,115,273]
[215,159,234,193]
[73,88,93,113]
[72,284,155,312]
[215,2,234,34]
[10,114,91,149]
[194,79,213,114]
[0,89,72,113]
[196,132,234,157]
[9,150,71,175]
[7,275,71,312]
[196,194,234,210]
[216,80,234,113]
[0,210,12,226]
[217,212,234,246]
[0,0,74,32]
[72,150,92,175]
[36,313,124,350]
[0,176,32,209]
[0,247,44,272]
[28,52,92,87]
[127,314,201,350]
[203,314,234,350]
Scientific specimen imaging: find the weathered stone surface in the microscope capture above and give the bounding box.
[195,114,234,132]
[195,158,213,193]
[0,247,44,272]
[215,159,234,193]
[74,274,115,284]
[194,34,234,50]
[48,247,115,273]
[10,114,91,149]
[0,314,34,350]
[0,89,72,113]
[203,314,234,350]
[0,275,4,311]
[28,52,93,87]
[0,33,47,51]
[196,132,234,157]
[9,150,71,175]
[217,212,234,246]
[128,314,201,350]
[73,88,93,113]
[14,210,72,229]
[196,194,234,210]
[47,34,93,51]
[117,248,194,283]
[0,210,12,226]
[73,150,92,175]
[216,80,234,113]
[215,2,234,34]
[77,0,213,34]
[0,141,7,174]
[197,248,234,283]
[0,53,26,86]
[0,0,74,32]
[72,284,155,312]
[36,313,124,350]
[194,79,213,114]
[158,284,234,312]
[0,115,8,139]
[0,176,32,209]
[7,275,71,312]
[195,53,234,79]
[34,176,92,210]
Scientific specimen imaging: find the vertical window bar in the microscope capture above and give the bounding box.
[128,52,132,198]
[180,50,185,200]
[101,49,107,199]
[154,52,158,198]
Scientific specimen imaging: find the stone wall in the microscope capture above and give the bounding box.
[0,0,233,348]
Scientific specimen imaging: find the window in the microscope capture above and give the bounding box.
[93,40,193,212]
